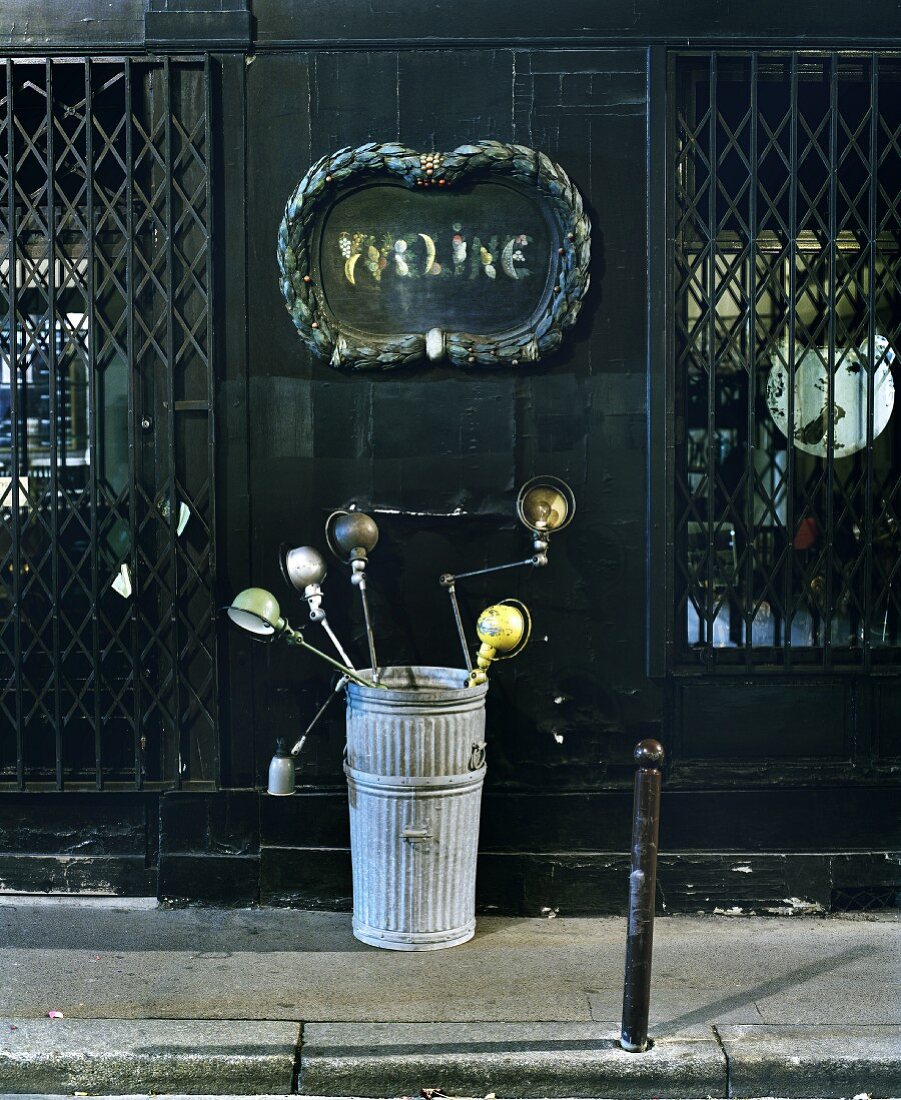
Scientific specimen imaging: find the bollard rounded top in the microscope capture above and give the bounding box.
[634,739,665,767]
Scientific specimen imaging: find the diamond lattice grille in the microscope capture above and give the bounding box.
[674,52,901,669]
[0,58,217,789]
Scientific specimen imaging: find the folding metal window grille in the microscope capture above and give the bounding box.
[0,57,217,789]
[673,51,901,670]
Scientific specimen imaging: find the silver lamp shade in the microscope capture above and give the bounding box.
[281,544,327,592]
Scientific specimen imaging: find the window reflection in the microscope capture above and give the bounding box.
[1,314,89,473]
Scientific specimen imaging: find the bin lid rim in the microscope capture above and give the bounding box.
[347,664,488,701]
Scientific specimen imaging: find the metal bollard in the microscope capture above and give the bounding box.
[620,738,665,1053]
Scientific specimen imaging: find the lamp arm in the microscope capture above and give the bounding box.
[445,583,473,673]
[289,675,349,754]
[320,617,356,670]
[281,623,380,688]
[440,556,537,586]
[356,577,381,683]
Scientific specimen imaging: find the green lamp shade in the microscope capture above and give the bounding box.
[227,587,283,635]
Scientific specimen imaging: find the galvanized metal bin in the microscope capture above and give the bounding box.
[344,666,489,950]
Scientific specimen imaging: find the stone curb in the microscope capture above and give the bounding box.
[719,1024,901,1098]
[0,1020,299,1096]
[2,1020,900,1098]
[298,1022,724,1098]
[299,1022,901,1099]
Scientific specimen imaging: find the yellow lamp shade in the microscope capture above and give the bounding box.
[476,601,531,657]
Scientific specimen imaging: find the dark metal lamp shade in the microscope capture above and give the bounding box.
[325,510,380,561]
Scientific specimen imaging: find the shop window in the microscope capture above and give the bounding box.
[0,58,216,788]
[673,52,901,668]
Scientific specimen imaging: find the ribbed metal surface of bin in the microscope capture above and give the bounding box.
[345,667,488,950]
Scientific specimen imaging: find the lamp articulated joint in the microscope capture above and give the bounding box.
[304,584,327,622]
[531,536,550,567]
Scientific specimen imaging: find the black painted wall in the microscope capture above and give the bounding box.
[237,42,660,909]
[1,0,900,914]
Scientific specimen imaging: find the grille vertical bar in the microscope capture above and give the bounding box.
[163,56,181,789]
[125,56,143,789]
[4,60,25,787]
[864,55,878,672]
[85,57,102,787]
[824,52,838,665]
[785,51,798,667]
[203,53,219,784]
[705,53,718,657]
[45,60,63,788]
[744,52,759,663]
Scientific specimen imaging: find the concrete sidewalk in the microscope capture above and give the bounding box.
[0,902,898,1096]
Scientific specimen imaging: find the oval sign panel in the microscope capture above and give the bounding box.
[277,141,591,370]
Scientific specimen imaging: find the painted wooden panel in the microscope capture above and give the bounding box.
[678,683,850,759]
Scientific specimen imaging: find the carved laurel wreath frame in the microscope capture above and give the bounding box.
[276,140,591,370]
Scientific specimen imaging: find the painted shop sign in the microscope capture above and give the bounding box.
[322,183,549,335]
[277,141,591,369]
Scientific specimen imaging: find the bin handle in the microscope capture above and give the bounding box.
[469,741,487,770]
[401,824,432,841]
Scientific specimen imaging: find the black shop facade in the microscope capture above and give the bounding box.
[0,0,898,914]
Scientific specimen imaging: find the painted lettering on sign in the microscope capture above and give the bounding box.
[337,226,533,287]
